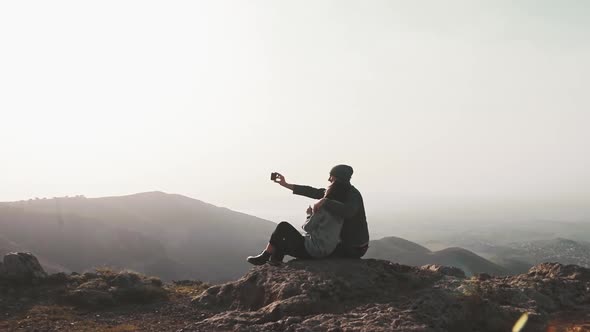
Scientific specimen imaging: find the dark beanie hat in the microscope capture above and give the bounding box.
[330,164,354,182]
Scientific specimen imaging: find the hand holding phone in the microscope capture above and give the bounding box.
[271,172,279,181]
[270,172,292,190]
[271,172,285,183]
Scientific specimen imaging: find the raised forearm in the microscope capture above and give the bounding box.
[292,185,326,199]
[281,182,294,190]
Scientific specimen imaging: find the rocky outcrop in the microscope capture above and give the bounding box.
[468,262,590,313]
[59,269,168,308]
[0,253,168,310]
[421,264,466,278]
[528,262,590,280]
[194,259,440,314]
[0,252,47,281]
[2,252,589,331]
[185,259,590,332]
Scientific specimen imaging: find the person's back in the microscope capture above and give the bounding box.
[337,185,369,248]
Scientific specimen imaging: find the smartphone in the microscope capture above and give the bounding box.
[270,172,278,181]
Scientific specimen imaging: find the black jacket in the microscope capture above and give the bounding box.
[293,184,369,247]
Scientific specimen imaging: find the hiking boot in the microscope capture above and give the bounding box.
[247,251,271,266]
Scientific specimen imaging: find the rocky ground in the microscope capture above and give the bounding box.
[1,252,589,331]
[0,253,211,331]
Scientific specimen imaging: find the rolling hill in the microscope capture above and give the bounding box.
[2,192,525,280]
[0,192,277,282]
[485,238,590,271]
[366,236,509,276]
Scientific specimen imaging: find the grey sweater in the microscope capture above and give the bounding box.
[293,184,369,248]
[302,208,343,258]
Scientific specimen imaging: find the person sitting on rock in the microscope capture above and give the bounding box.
[247,178,349,265]
[247,164,370,265]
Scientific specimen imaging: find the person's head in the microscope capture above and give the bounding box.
[324,179,351,203]
[328,164,353,183]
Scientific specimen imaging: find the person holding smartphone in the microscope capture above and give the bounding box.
[247,165,369,265]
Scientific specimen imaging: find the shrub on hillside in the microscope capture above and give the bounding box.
[64,268,168,308]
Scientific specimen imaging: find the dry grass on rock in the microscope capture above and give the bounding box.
[62,267,168,309]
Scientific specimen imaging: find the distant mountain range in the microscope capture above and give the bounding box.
[365,236,508,276]
[0,192,276,282]
[482,238,590,273]
[3,192,585,281]
[426,235,590,274]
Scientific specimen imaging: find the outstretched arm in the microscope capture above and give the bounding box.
[293,185,326,199]
[273,173,325,199]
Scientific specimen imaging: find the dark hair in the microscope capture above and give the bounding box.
[325,180,351,203]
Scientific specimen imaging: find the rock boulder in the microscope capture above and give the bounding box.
[184,259,590,332]
[0,252,47,281]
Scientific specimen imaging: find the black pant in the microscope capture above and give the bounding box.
[269,222,312,260]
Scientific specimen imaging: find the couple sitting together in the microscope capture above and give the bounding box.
[247,164,370,266]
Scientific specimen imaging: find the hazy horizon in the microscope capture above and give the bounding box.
[3,190,590,242]
[1,1,588,225]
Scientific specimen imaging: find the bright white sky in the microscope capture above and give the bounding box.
[1,1,589,224]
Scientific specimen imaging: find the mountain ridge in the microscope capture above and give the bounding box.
[1,192,277,282]
[0,191,547,281]
[366,237,508,276]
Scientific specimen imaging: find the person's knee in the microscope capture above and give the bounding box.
[276,221,290,229]
[272,221,290,238]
